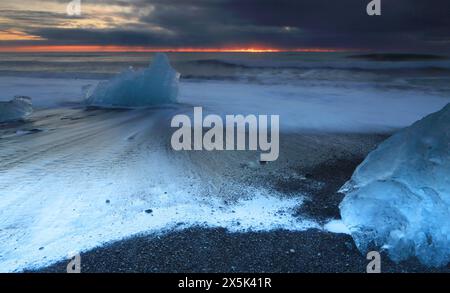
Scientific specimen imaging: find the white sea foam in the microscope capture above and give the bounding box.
[1,75,448,132]
[0,109,319,272]
[179,81,450,133]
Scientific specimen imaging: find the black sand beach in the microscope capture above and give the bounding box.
[32,228,449,273]
[28,130,449,273]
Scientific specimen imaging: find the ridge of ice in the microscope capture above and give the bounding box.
[86,53,180,108]
[339,103,450,267]
[0,96,33,123]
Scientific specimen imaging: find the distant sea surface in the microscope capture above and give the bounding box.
[0,51,450,84]
[1,51,450,131]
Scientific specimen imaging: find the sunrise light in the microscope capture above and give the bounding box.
[0,45,341,53]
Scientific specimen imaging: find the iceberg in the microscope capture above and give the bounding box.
[86,53,180,108]
[0,96,33,123]
[339,103,450,267]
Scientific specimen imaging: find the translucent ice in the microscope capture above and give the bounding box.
[0,96,33,123]
[339,103,450,267]
[86,53,180,108]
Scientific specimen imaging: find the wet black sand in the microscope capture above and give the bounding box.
[33,227,448,273]
[32,144,449,273]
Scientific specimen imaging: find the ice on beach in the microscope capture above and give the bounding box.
[86,53,180,108]
[339,103,450,267]
[0,96,33,123]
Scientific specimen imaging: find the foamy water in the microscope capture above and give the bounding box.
[0,108,320,272]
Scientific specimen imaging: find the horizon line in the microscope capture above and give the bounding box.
[0,45,352,53]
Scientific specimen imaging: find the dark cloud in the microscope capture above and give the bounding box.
[2,0,450,52]
[0,10,74,29]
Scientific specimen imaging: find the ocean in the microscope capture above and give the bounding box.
[1,51,450,82]
[1,52,449,131]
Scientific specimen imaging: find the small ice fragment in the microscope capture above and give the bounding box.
[0,96,33,123]
[85,53,180,108]
[324,219,351,234]
[15,128,43,136]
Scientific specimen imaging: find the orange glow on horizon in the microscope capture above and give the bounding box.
[0,45,342,53]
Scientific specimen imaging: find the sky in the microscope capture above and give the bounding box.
[0,0,449,52]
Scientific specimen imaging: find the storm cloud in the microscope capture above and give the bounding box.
[1,0,449,51]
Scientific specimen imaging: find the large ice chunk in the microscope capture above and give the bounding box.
[0,96,33,123]
[86,53,180,108]
[339,103,450,267]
